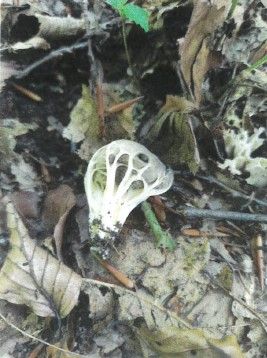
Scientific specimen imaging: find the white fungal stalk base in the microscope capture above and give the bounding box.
[84,140,173,248]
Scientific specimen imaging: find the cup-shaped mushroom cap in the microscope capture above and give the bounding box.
[84,140,173,242]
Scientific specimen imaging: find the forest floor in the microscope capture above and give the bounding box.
[0,1,267,357]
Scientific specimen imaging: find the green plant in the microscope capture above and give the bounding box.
[106,1,150,79]
[106,0,149,32]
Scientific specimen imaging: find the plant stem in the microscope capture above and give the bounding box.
[244,54,267,73]
[121,19,133,73]
[141,201,176,250]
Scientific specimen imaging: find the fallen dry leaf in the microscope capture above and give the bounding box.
[42,184,76,232]
[149,196,166,222]
[10,36,50,52]
[11,191,40,219]
[179,0,229,105]
[0,197,82,317]
[139,325,244,357]
[42,184,76,260]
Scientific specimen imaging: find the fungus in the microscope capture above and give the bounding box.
[84,139,173,256]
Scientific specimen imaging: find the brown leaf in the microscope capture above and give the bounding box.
[0,197,82,317]
[42,185,76,232]
[149,196,167,222]
[11,191,40,219]
[179,0,229,105]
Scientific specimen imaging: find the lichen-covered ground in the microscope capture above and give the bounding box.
[0,1,267,357]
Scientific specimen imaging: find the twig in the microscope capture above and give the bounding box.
[198,174,267,208]
[121,20,133,74]
[174,171,267,208]
[251,235,265,291]
[96,74,106,138]
[207,276,267,333]
[178,207,267,224]
[13,42,88,79]
[0,311,87,357]
[82,278,192,328]
[141,201,176,250]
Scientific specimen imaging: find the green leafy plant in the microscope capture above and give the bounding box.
[106,0,150,79]
[106,0,149,32]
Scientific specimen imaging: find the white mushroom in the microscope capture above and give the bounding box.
[84,139,173,256]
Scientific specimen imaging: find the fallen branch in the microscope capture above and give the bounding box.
[174,171,267,208]
[0,311,87,357]
[178,207,267,224]
[13,42,88,79]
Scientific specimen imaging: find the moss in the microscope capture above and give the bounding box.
[182,238,210,275]
[217,265,233,290]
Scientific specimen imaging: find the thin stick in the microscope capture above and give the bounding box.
[178,207,267,224]
[0,311,87,357]
[174,171,267,208]
[207,276,267,333]
[14,42,88,79]
[197,174,267,208]
[121,20,132,74]
[82,278,192,328]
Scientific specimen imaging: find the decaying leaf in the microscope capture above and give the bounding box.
[0,198,82,317]
[221,3,267,64]
[63,85,99,144]
[11,157,40,192]
[42,184,76,260]
[0,61,18,92]
[11,191,40,219]
[139,326,244,357]
[10,36,50,52]
[0,119,38,170]
[142,0,183,30]
[179,0,230,104]
[148,96,199,173]
[42,184,76,232]
[36,14,85,40]
[63,85,102,161]
[103,83,138,140]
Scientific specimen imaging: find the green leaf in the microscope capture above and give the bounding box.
[122,3,149,32]
[106,0,127,11]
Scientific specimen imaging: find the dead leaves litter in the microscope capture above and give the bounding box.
[179,0,230,105]
[138,325,244,357]
[0,198,82,318]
